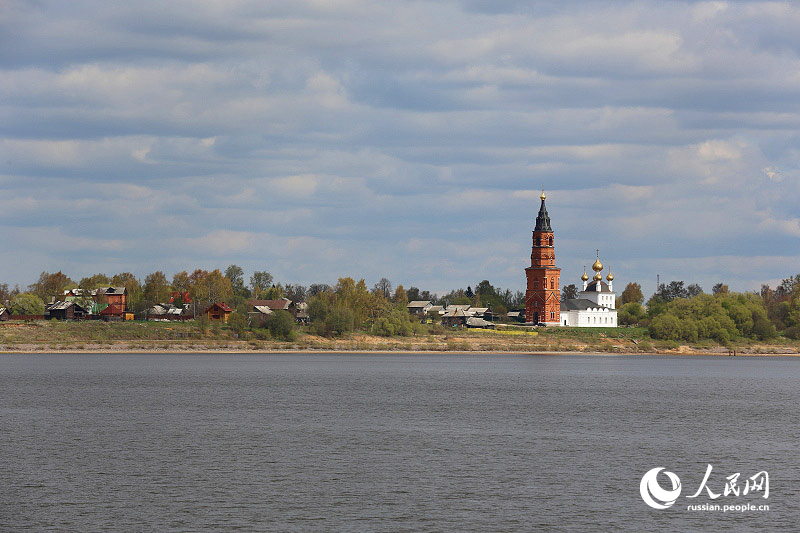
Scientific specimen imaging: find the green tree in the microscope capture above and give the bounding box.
[373,278,393,299]
[172,271,191,292]
[193,269,234,306]
[143,271,171,305]
[687,283,703,297]
[79,273,110,289]
[29,271,73,303]
[406,286,421,302]
[475,280,496,298]
[285,284,307,303]
[250,271,273,297]
[375,307,413,336]
[712,283,729,295]
[0,283,11,307]
[10,293,45,315]
[266,310,296,340]
[393,284,408,306]
[324,307,354,337]
[618,302,646,325]
[226,311,248,334]
[620,282,643,305]
[258,285,283,300]
[561,284,578,301]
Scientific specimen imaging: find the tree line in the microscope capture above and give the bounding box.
[3,268,799,344]
[614,276,800,343]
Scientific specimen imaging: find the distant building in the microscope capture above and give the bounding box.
[525,190,617,327]
[45,301,89,320]
[441,308,468,327]
[525,190,561,326]
[559,256,618,327]
[0,307,9,321]
[204,302,233,322]
[407,300,433,316]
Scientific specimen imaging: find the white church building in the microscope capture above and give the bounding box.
[559,254,618,328]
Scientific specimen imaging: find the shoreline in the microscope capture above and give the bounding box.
[1,347,798,356]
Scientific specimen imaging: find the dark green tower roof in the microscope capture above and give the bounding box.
[534,197,552,232]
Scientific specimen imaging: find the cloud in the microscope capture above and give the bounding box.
[1,0,799,295]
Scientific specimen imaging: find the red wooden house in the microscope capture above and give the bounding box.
[203,302,232,323]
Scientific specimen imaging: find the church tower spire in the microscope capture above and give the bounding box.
[525,190,561,326]
[534,188,552,232]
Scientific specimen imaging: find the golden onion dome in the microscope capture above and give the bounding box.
[540,188,547,201]
[606,268,614,282]
[592,257,603,272]
[581,269,589,282]
[593,272,602,281]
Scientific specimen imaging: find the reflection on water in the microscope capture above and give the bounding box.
[1,353,797,531]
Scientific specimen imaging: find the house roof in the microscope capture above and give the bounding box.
[168,291,192,303]
[253,305,273,315]
[442,308,468,317]
[100,304,125,315]
[205,302,233,313]
[102,287,127,295]
[0,307,8,315]
[47,301,76,311]
[560,298,602,311]
[582,281,613,293]
[407,300,432,308]
[466,317,492,327]
[445,304,471,312]
[247,299,291,310]
[470,307,489,314]
[428,305,443,313]
[506,311,521,317]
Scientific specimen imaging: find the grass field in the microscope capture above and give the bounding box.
[0,320,796,354]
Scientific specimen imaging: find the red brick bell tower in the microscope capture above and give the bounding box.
[525,190,561,326]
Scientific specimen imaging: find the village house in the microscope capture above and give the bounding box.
[0,307,9,321]
[63,287,128,316]
[144,304,190,320]
[441,308,469,328]
[407,300,433,316]
[45,301,89,320]
[248,305,273,326]
[204,302,233,322]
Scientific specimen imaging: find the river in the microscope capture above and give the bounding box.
[1,353,797,530]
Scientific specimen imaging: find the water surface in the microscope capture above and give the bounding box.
[1,353,797,531]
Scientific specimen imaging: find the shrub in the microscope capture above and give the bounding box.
[226,311,248,334]
[10,293,45,315]
[784,326,800,340]
[752,317,777,340]
[316,307,353,337]
[374,307,413,337]
[265,310,296,340]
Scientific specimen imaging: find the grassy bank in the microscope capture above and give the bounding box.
[1,320,798,355]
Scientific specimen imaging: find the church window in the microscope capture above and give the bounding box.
[534,280,538,289]
[550,279,554,289]
[548,236,553,246]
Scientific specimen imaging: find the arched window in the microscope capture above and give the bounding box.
[550,279,554,289]
[548,236,553,246]
[534,280,539,289]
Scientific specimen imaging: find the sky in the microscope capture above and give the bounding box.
[2,0,799,297]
